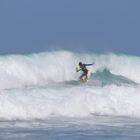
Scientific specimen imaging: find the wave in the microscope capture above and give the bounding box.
[93,69,137,86]
[0,50,139,89]
[0,50,139,120]
[0,84,140,120]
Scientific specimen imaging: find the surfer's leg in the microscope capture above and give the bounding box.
[80,73,85,80]
[80,73,88,82]
[87,70,91,80]
[85,70,89,80]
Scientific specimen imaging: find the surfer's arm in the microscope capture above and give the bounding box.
[85,63,94,66]
[76,67,81,72]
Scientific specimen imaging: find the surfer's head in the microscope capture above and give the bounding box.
[79,62,82,66]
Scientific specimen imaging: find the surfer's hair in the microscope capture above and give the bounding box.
[79,62,82,66]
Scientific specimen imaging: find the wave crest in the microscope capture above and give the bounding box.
[0,51,139,89]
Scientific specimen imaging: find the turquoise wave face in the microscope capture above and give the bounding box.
[92,69,137,86]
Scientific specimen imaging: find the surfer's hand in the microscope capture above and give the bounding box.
[76,67,79,72]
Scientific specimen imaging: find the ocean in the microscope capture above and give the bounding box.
[0,50,140,140]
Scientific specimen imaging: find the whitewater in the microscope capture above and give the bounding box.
[0,50,140,140]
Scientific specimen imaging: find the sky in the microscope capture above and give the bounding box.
[0,0,140,55]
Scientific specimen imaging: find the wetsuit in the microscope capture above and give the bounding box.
[78,64,93,80]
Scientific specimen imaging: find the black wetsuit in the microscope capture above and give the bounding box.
[79,64,88,75]
[79,64,93,80]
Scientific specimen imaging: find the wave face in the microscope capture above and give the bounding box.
[0,50,140,120]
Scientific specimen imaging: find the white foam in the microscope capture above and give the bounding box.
[0,84,140,120]
[0,51,139,89]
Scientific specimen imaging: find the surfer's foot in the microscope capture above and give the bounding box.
[80,78,88,82]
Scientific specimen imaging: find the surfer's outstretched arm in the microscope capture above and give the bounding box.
[85,63,94,66]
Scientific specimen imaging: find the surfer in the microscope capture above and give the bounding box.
[76,62,93,82]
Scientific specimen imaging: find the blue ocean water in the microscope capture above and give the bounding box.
[0,50,140,140]
[1,116,140,140]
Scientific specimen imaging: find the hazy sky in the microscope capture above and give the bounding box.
[0,0,140,55]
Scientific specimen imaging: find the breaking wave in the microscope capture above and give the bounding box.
[0,50,140,120]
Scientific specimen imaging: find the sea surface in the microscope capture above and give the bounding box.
[0,50,140,140]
